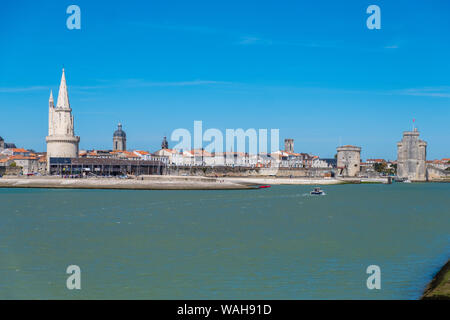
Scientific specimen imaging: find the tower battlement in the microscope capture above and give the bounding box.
[397,129,427,181]
[336,145,361,177]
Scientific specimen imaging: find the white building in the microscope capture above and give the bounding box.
[311,157,332,168]
[9,156,39,175]
[1,148,30,157]
[210,152,249,167]
[133,150,169,165]
[154,148,183,166]
[181,149,213,166]
[271,151,313,168]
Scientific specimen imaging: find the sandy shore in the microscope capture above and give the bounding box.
[0,176,258,190]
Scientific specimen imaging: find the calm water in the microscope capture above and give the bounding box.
[0,183,449,299]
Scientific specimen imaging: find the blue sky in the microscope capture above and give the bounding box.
[0,0,449,159]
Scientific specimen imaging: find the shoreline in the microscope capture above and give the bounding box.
[0,175,434,190]
[224,176,393,185]
[0,176,258,190]
[421,260,450,300]
[0,175,390,191]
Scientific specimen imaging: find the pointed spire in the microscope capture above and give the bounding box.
[49,90,54,109]
[56,68,70,108]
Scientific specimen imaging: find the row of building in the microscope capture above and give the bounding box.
[1,130,336,176]
[2,133,449,179]
[1,69,449,180]
[42,69,338,176]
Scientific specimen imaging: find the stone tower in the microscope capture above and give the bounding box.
[336,145,361,177]
[113,123,127,151]
[0,136,4,151]
[284,139,294,153]
[397,128,427,181]
[161,136,169,149]
[46,69,80,169]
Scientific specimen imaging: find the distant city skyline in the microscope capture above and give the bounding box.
[1,0,449,159]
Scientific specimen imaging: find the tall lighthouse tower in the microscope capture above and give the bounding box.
[46,69,80,170]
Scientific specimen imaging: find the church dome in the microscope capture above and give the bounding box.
[113,123,126,138]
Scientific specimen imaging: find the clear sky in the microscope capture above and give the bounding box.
[0,0,449,159]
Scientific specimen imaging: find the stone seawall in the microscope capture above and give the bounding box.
[275,167,332,177]
[225,177,343,185]
[0,176,258,190]
[168,166,332,178]
[168,166,260,177]
[427,164,450,181]
[0,167,22,176]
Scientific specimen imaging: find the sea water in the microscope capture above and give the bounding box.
[0,183,449,299]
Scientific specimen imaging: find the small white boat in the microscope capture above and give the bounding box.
[310,187,325,195]
[403,179,411,183]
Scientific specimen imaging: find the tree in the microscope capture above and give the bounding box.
[9,161,16,167]
[373,162,387,173]
[390,163,397,174]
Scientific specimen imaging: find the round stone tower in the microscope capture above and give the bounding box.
[0,136,4,151]
[113,123,127,151]
[336,145,361,177]
[46,69,80,170]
